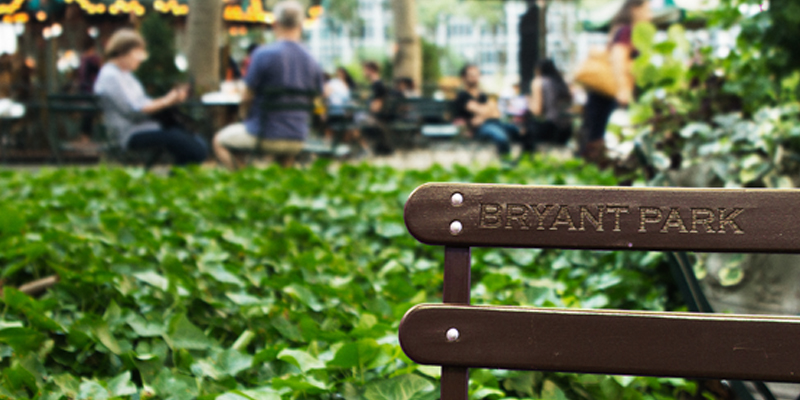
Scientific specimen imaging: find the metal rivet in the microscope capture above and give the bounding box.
[451,192,464,206]
[449,220,463,236]
[446,327,460,342]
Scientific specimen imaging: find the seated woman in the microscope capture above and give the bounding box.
[525,59,573,151]
[93,29,207,166]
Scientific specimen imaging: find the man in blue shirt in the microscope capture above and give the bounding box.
[213,0,323,169]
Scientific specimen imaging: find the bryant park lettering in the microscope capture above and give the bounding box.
[479,203,745,235]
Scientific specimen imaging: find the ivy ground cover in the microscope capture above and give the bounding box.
[0,160,693,399]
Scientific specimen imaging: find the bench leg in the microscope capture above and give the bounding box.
[441,247,471,400]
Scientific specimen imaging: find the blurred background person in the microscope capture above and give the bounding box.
[500,83,528,127]
[454,64,521,159]
[324,67,368,154]
[360,61,394,154]
[240,43,259,78]
[213,0,324,169]
[526,59,573,152]
[393,77,418,99]
[325,67,355,118]
[579,0,651,165]
[94,29,208,166]
[77,36,101,95]
[76,35,102,143]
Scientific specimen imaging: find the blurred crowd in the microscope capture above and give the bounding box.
[0,0,652,170]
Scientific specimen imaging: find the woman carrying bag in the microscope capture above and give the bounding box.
[575,0,651,166]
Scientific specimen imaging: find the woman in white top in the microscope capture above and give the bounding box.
[324,67,369,153]
[93,29,207,165]
[324,67,355,118]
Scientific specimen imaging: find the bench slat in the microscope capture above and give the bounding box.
[404,183,800,253]
[399,304,800,383]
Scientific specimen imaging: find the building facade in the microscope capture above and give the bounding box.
[306,0,587,90]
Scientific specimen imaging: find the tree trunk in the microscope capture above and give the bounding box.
[391,0,421,89]
[187,0,222,93]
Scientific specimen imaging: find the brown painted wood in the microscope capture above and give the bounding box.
[404,183,800,253]
[399,304,800,383]
[441,247,471,400]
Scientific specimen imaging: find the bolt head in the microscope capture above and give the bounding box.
[446,327,460,342]
[449,220,463,236]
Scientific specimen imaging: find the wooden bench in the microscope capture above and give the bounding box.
[401,183,800,400]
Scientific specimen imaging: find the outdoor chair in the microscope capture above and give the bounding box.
[46,93,104,164]
[384,96,420,150]
[401,183,800,400]
[86,93,170,169]
[226,87,321,167]
[317,103,361,159]
[416,99,460,140]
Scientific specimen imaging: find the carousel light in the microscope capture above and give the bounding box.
[36,11,47,21]
[88,26,99,38]
[42,26,51,39]
[0,0,25,15]
[51,23,63,37]
[308,5,323,19]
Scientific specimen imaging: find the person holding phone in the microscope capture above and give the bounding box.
[94,29,207,166]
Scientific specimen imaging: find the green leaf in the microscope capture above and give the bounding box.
[277,348,325,373]
[107,371,137,397]
[165,314,216,350]
[632,22,657,52]
[375,221,406,238]
[284,284,323,312]
[0,204,24,236]
[271,375,328,393]
[133,270,169,291]
[126,314,166,337]
[77,380,109,400]
[2,288,62,331]
[327,339,380,369]
[270,315,302,341]
[363,375,434,400]
[217,387,282,400]
[152,368,197,400]
[92,320,123,355]
[0,327,45,353]
[226,292,268,306]
[52,374,81,398]
[5,363,37,393]
[218,348,253,376]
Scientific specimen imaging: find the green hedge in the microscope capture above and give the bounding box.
[0,160,694,399]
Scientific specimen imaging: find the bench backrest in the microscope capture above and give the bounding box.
[401,183,800,400]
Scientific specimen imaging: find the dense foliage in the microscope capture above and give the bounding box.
[0,160,700,399]
[625,0,800,188]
